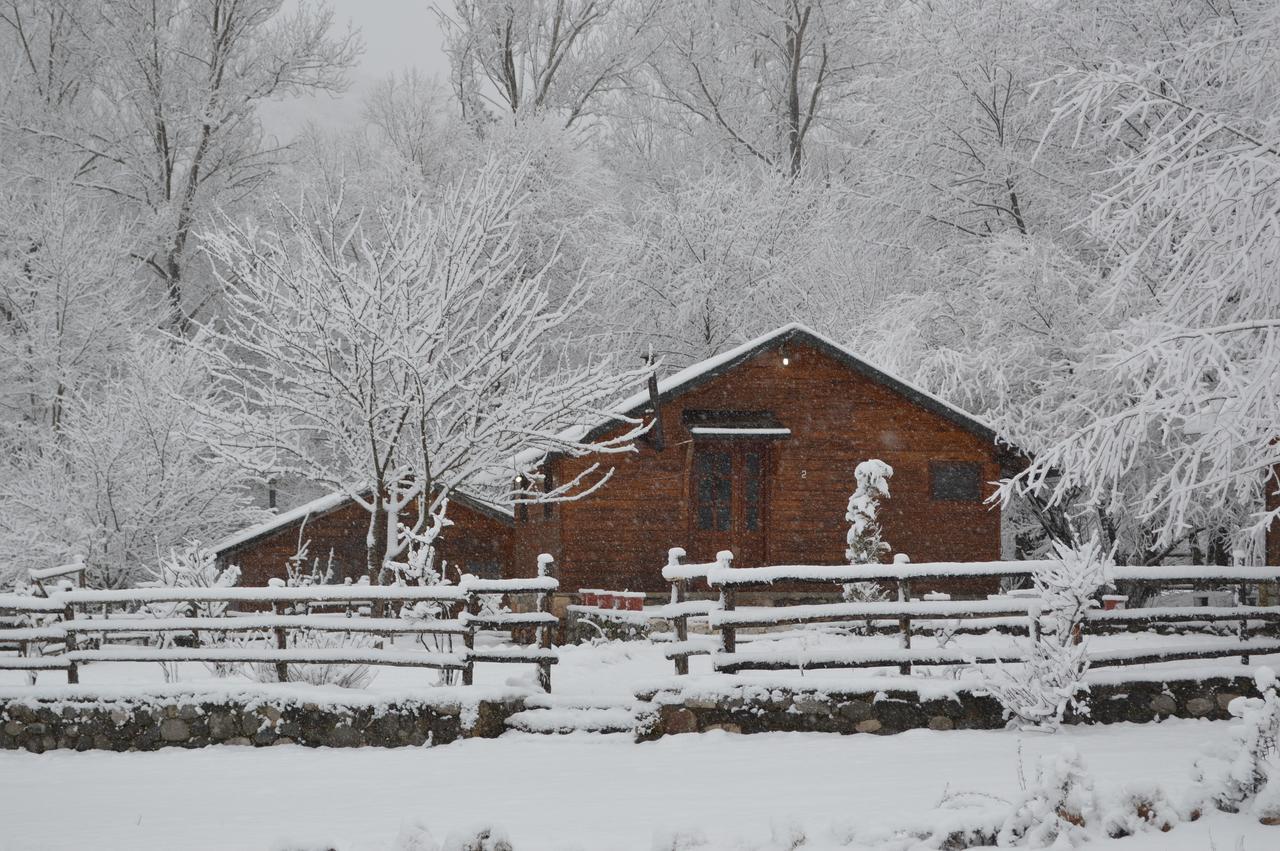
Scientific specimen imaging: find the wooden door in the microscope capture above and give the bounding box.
[691,443,768,567]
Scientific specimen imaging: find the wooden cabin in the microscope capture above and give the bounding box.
[510,324,1022,598]
[213,489,513,586]
[214,324,1022,597]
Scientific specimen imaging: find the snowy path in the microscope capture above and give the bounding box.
[1,719,1273,850]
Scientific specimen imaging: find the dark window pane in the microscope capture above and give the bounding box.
[543,469,554,519]
[695,450,732,531]
[469,560,501,580]
[931,461,981,501]
[744,451,762,531]
[714,471,731,530]
[695,452,714,530]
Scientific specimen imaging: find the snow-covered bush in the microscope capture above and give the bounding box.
[144,541,240,618]
[390,507,467,686]
[998,746,1097,847]
[141,542,241,681]
[844,459,893,565]
[392,818,439,851]
[246,630,375,690]
[842,460,894,625]
[438,826,513,851]
[979,537,1111,731]
[1099,783,1179,838]
[1191,666,1280,816]
[283,521,335,588]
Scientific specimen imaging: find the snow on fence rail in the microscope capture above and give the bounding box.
[663,548,1280,676]
[0,557,561,691]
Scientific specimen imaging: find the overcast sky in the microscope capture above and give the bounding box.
[264,0,452,139]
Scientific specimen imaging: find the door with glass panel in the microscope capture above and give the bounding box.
[690,443,767,566]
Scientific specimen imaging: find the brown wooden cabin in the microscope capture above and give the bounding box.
[510,324,1022,601]
[213,489,513,587]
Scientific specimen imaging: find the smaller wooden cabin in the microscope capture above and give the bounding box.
[213,489,513,586]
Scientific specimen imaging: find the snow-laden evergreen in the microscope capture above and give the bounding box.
[980,538,1113,731]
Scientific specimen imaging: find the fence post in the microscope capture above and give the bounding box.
[463,590,480,686]
[716,551,736,655]
[668,547,689,676]
[271,601,289,683]
[62,602,79,685]
[897,578,911,676]
[1238,582,1250,666]
[536,553,555,692]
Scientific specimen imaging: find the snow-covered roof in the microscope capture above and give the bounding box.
[212,487,513,556]
[212,490,352,555]
[514,323,1005,471]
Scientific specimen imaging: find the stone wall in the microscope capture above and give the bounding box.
[1,693,526,753]
[636,675,1263,739]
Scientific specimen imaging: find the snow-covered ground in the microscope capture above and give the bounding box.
[1,718,1274,850]
[5,632,1278,849]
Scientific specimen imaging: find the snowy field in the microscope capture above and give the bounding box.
[2,719,1275,850]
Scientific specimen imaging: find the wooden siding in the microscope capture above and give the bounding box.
[520,338,1004,595]
[222,498,512,587]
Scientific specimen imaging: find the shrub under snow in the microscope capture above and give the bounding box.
[1192,666,1280,818]
[246,630,376,690]
[979,537,1112,731]
[842,460,894,618]
[997,746,1097,848]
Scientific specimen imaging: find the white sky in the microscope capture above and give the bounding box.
[263,0,452,140]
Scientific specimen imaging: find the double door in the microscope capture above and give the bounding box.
[690,442,767,567]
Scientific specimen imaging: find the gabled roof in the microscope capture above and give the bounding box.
[571,323,1002,448]
[212,487,513,556]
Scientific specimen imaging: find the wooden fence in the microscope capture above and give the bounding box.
[0,556,560,691]
[659,548,1280,676]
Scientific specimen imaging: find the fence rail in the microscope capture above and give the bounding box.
[659,548,1280,676]
[0,557,561,691]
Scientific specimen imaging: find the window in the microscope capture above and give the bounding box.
[543,468,555,519]
[743,451,762,531]
[930,461,981,501]
[469,560,502,580]
[694,450,732,531]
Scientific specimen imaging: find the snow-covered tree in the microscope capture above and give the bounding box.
[601,162,858,366]
[1193,666,1280,816]
[195,156,648,583]
[642,0,873,176]
[981,537,1111,732]
[0,339,264,588]
[1006,1,1280,557]
[841,459,893,609]
[845,459,893,565]
[0,0,360,333]
[438,0,657,129]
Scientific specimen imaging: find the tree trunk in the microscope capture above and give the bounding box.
[367,496,388,585]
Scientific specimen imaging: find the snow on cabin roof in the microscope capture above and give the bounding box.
[512,322,1006,471]
[213,490,352,555]
[212,487,513,556]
